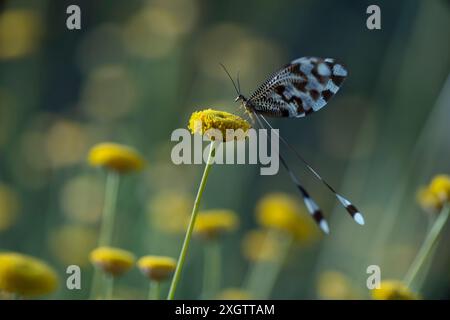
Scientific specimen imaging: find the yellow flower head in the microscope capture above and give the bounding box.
[137,256,176,281]
[256,193,320,242]
[216,288,252,300]
[88,142,145,173]
[90,247,135,277]
[194,209,239,240]
[371,280,418,300]
[317,271,358,300]
[429,174,450,203]
[417,187,442,214]
[188,109,251,142]
[0,252,58,297]
[241,229,281,262]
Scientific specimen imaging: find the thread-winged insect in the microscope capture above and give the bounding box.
[221,57,364,234]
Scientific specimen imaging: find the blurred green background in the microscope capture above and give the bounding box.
[0,0,449,299]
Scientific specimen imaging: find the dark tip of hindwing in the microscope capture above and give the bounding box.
[336,194,365,225]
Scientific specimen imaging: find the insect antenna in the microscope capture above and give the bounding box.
[219,63,240,96]
[253,113,330,234]
[236,71,241,94]
[259,115,365,226]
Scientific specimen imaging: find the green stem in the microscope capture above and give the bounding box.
[201,240,221,299]
[403,203,449,289]
[89,171,120,299]
[258,231,293,299]
[148,281,160,300]
[244,229,293,299]
[167,142,216,300]
[104,275,114,300]
[99,171,120,246]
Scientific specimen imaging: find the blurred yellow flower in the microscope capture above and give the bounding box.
[48,225,97,267]
[147,191,192,234]
[137,256,177,281]
[429,174,450,203]
[216,288,252,300]
[194,209,239,239]
[256,193,320,243]
[317,271,358,300]
[60,174,104,224]
[188,109,250,142]
[372,280,418,300]
[417,187,442,215]
[417,174,450,214]
[45,120,88,168]
[0,252,58,297]
[88,142,145,173]
[90,247,135,277]
[241,229,281,262]
[0,184,20,232]
[0,10,43,59]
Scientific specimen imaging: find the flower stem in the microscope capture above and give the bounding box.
[244,230,293,299]
[257,231,292,299]
[90,171,120,299]
[201,240,221,299]
[99,171,120,246]
[403,203,449,290]
[167,142,216,300]
[104,275,114,300]
[244,229,293,299]
[148,281,160,300]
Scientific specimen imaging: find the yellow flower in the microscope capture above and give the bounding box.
[317,271,358,300]
[48,225,97,267]
[194,209,239,239]
[371,280,418,300]
[147,191,192,234]
[188,109,251,142]
[216,288,252,300]
[90,247,135,277]
[88,142,145,173]
[428,174,450,203]
[0,184,20,232]
[137,256,177,281]
[417,187,442,214]
[0,252,58,297]
[256,193,320,243]
[241,229,281,262]
[0,10,43,59]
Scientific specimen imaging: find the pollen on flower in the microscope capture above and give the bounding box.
[194,209,239,240]
[137,256,176,281]
[188,109,251,142]
[88,142,145,173]
[371,280,418,300]
[0,252,58,297]
[90,247,135,277]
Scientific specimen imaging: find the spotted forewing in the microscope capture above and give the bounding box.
[246,57,348,117]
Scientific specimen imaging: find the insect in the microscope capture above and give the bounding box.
[221,57,364,234]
